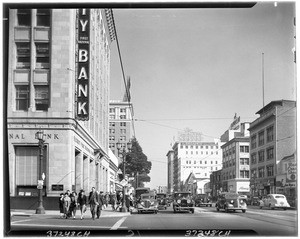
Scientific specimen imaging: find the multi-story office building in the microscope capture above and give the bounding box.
[248,100,296,196]
[7,8,117,209]
[170,129,223,193]
[166,150,174,193]
[108,99,133,162]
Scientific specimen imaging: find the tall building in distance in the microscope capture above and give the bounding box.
[220,116,251,194]
[7,8,117,209]
[248,100,296,197]
[109,77,133,163]
[169,128,223,194]
[166,149,174,193]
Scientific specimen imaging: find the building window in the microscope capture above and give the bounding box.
[35,43,50,69]
[16,85,29,111]
[251,135,257,149]
[120,108,126,113]
[109,143,115,148]
[35,85,49,111]
[109,108,115,113]
[267,165,274,177]
[200,161,202,164]
[240,170,249,178]
[258,167,265,178]
[36,9,50,27]
[205,161,207,164]
[120,136,126,141]
[17,9,31,26]
[186,146,188,149]
[258,131,265,146]
[15,146,46,186]
[240,146,249,153]
[120,122,126,127]
[109,129,115,134]
[267,126,274,142]
[120,115,126,119]
[191,151,193,154]
[206,146,208,149]
[267,147,274,160]
[180,145,183,149]
[251,153,257,164]
[109,115,115,119]
[258,150,265,163]
[109,122,115,127]
[16,42,31,69]
[109,136,115,140]
[120,129,126,134]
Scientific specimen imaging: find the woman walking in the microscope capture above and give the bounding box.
[69,191,78,219]
[77,189,87,220]
[63,192,71,219]
[59,193,64,218]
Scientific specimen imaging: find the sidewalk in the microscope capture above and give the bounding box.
[11,205,131,218]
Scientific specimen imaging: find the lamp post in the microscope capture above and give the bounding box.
[116,140,132,212]
[35,129,45,214]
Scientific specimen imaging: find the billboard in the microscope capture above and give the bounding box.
[76,9,90,120]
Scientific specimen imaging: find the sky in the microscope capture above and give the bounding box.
[109,2,296,190]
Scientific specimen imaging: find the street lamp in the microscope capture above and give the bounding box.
[116,140,132,212]
[35,129,45,214]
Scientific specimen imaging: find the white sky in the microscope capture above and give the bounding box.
[109,2,296,190]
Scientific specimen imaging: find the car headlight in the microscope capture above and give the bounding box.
[141,202,145,206]
[177,199,181,203]
[151,202,155,206]
[187,199,191,203]
[240,200,244,204]
[230,200,234,204]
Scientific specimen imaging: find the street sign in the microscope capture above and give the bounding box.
[120,179,128,186]
[37,180,44,186]
[128,177,135,181]
[37,185,43,189]
[117,169,123,175]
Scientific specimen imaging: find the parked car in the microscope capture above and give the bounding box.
[216,192,247,213]
[260,194,290,210]
[194,194,212,207]
[173,192,195,213]
[157,193,168,210]
[136,191,158,214]
[238,195,250,205]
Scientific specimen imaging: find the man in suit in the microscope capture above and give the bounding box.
[88,187,98,220]
[96,191,104,219]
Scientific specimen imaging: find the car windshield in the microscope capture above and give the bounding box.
[174,193,191,199]
[141,195,154,200]
[275,195,285,199]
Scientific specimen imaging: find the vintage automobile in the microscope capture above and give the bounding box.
[157,193,168,210]
[194,194,212,207]
[134,187,150,206]
[249,196,260,206]
[216,192,247,213]
[238,195,250,205]
[173,192,195,213]
[136,191,158,214]
[260,194,290,210]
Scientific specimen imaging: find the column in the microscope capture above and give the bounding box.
[75,150,83,192]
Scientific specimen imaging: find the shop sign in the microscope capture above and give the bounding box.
[229,113,240,130]
[76,8,90,121]
[52,184,64,191]
[287,162,296,181]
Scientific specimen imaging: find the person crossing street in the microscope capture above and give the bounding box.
[88,187,98,220]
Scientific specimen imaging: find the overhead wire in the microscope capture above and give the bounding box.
[111,10,136,139]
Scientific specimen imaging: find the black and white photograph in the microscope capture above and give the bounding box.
[3,1,297,237]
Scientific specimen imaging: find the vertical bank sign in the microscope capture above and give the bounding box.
[76,9,90,120]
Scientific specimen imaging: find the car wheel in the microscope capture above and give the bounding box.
[191,209,194,214]
[216,207,219,211]
[210,204,212,207]
[284,208,287,211]
[173,210,176,213]
[242,210,246,213]
[225,206,228,213]
[269,204,274,210]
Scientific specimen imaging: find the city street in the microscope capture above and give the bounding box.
[10,205,297,237]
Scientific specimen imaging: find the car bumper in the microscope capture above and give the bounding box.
[174,206,194,211]
[137,207,158,212]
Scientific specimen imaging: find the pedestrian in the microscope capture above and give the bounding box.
[110,193,116,211]
[88,187,98,220]
[96,191,104,219]
[125,194,130,211]
[69,191,78,219]
[77,189,87,220]
[105,192,109,208]
[115,192,123,211]
[63,192,71,219]
[59,193,64,218]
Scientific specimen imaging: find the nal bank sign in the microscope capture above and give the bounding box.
[76,9,90,120]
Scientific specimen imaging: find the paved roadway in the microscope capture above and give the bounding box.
[9,205,297,237]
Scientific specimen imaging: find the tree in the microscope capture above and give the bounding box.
[119,137,152,187]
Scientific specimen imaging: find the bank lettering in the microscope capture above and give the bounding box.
[76,8,90,121]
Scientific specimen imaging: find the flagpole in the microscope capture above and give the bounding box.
[262,53,265,109]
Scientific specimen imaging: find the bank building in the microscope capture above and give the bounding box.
[6,8,118,209]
